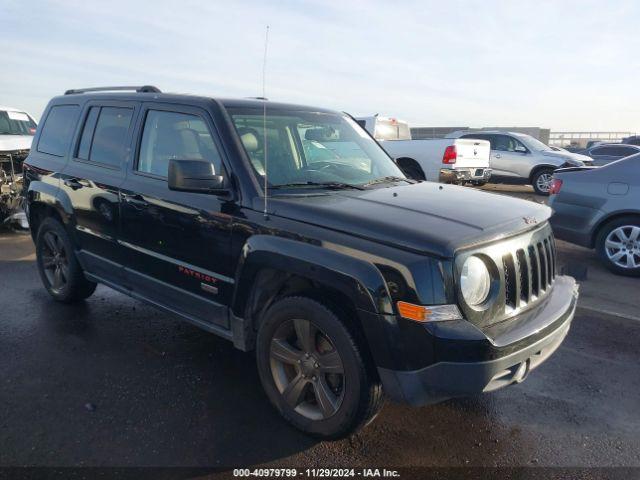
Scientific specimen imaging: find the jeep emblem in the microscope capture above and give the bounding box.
[523,216,537,225]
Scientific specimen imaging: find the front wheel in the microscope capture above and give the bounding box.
[36,218,97,303]
[596,217,640,276]
[532,168,555,195]
[256,296,384,439]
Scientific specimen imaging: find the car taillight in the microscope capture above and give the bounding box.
[549,178,563,195]
[442,145,457,164]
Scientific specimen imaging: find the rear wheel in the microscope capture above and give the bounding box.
[531,168,554,195]
[256,296,383,439]
[36,218,97,303]
[596,217,640,276]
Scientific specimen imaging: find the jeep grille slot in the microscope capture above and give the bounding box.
[503,253,517,310]
[543,239,553,285]
[537,242,548,291]
[528,245,540,298]
[516,249,529,303]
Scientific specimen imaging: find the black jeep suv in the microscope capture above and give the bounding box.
[23,86,578,438]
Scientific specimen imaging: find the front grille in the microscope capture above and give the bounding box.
[503,233,557,312]
[455,222,558,328]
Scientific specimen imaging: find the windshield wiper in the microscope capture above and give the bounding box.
[362,176,414,187]
[270,181,365,191]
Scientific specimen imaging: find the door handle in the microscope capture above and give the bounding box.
[123,194,149,209]
[494,153,502,159]
[63,178,84,190]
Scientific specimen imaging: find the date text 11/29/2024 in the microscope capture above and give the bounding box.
[233,468,400,477]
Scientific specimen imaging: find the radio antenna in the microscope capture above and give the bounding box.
[262,25,270,219]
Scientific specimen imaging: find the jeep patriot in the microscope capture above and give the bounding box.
[23,86,578,438]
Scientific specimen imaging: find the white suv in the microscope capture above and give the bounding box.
[447,130,593,195]
[0,106,37,223]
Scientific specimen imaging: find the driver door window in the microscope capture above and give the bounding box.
[137,110,222,177]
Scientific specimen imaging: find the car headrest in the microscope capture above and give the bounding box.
[304,128,324,142]
[237,127,261,153]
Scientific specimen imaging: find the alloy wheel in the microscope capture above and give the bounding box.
[40,231,69,293]
[269,318,345,420]
[605,225,640,269]
[536,173,553,193]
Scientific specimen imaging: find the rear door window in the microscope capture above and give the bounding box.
[76,107,100,160]
[88,107,134,168]
[74,106,134,168]
[37,105,81,156]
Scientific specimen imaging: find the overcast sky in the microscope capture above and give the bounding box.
[2,0,639,132]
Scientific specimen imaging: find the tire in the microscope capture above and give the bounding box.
[531,168,555,195]
[595,216,640,277]
[36,217,97,303]
[256,296,384,439]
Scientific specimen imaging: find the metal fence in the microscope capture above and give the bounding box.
[549,132,635,148]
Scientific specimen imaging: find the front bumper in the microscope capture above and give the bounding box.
[440,167,492,184]
[378,275,579,406]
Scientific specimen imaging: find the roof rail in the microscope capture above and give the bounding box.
[64,85,161,95]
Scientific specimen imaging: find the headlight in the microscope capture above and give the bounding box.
[460,256,491,306]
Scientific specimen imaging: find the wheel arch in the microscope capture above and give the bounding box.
[231,235,394,354]
[26,182,75,242]
[395,157,426,180]
[233,235,393,319]
[591,211,640,248]
[528,164,557,183]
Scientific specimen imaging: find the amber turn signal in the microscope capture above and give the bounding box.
[397,301,430,322]
[396,301,463,323]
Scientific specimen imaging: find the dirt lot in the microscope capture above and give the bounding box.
[0,186,638,471]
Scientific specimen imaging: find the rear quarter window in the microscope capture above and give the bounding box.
[37,105,81,157]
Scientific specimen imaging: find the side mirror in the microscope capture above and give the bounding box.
[514,145,527,154]
[168,160,227,194]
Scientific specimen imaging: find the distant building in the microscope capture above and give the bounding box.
[411,126,551,144]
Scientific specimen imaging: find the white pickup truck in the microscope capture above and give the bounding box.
[356,115,491,185]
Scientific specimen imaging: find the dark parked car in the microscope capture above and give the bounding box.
[580,143,640,166]
[23,86,578,438]
[549,154,640,276]
[622,135,640,146]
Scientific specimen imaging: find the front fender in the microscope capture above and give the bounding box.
[232,235,393,317]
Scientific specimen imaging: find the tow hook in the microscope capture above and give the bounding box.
[514,358,531,384]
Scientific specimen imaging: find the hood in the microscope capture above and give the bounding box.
[266,182,551,258]
[541,150,587,165]
[0,135,33,152]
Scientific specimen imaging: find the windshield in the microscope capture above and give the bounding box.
[228,107,406,189]
[0,110,37,136]
[516,133,551,151]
